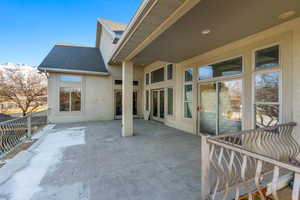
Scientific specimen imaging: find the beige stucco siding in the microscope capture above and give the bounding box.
[47,65,144,123]
[47,73,114,123]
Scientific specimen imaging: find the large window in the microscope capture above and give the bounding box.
[151,67,164,83]
[253,45,280,128]
[60,87,81,112]
[167,88,173,115]
[198,57,243,80]
[59,75,82,112]
[184,69,193,118]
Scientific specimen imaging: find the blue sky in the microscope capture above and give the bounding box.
[0,0,142,66]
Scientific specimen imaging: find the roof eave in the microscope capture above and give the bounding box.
[38,67,110,76]
[108,0,154,65]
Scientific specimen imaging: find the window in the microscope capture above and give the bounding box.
[255,45,279,70]
[254,45,280,128]
[146,73,150,85]
[184,69,193,118]
[59,75,82,112]
[146,90,149,111]
[167,64,173,80]
[198,57,243,80]
[151,67,164,83]
[185,69,193,82]
[167,88,173,115]
[60,75,82,83]
[114,80,139,85]
[59,87,81,111]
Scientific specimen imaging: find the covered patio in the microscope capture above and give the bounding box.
[0,120,201,200]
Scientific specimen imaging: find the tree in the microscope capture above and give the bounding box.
[0,66,47,116]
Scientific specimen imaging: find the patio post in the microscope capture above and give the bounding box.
[201,134,210,199]
[122,61,133,137]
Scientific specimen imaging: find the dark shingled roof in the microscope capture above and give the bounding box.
[38,44,109,74]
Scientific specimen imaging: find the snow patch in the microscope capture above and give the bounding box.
[0,127,86,200]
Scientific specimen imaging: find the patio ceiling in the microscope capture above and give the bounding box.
[121,0,300,65]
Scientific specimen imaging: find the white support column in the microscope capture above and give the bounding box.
[201,134,210,200]
[122,61,134,137]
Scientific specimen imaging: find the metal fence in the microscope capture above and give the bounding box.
[201,122,300,200]
[0,110,49,159]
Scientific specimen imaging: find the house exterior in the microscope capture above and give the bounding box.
[38,0,300,140]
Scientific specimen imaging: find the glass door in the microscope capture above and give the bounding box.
[159,90,165,119]
[199,83,217,135]
[198,80,242,135]
[152,91,158,118]
[152,89,165,121]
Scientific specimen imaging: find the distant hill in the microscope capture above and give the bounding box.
[0,62,38,73]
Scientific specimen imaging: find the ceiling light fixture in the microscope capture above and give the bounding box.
[278,10,296,20]
[201,29,211,35]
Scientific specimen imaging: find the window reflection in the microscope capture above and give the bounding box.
[185,69,193,82]
[199,80,242,135]
[59,88,70,111]
[255,45,279,70]
[59,87,81,112]
[255,105,279,128]
[218,80,242,134]
[151,68,164,83]
[255,72,279,102]
[60,75,81,83]
[184,85,192,101]
[198,57,242,80]
[184,102,192,118]
[200,83,217,135]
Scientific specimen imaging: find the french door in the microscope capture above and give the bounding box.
[152,89,164,121]
[198,79,242,135]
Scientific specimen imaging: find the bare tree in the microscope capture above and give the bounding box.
[0,66,47,116]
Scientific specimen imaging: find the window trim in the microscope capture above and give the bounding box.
[197,55,244,83]
[183,68,193,119]
[252,43,282,128]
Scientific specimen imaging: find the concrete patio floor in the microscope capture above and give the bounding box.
[1,119,202,200]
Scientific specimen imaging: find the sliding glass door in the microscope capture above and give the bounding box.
[199,80,242,135]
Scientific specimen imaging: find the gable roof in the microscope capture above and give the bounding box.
[38,43,109,75]
[96,18,128,46]
[99,18,127,33]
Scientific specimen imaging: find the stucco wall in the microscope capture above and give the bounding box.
[48,67,144,123]
[143,17,300,136]
[48,72,114,123]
